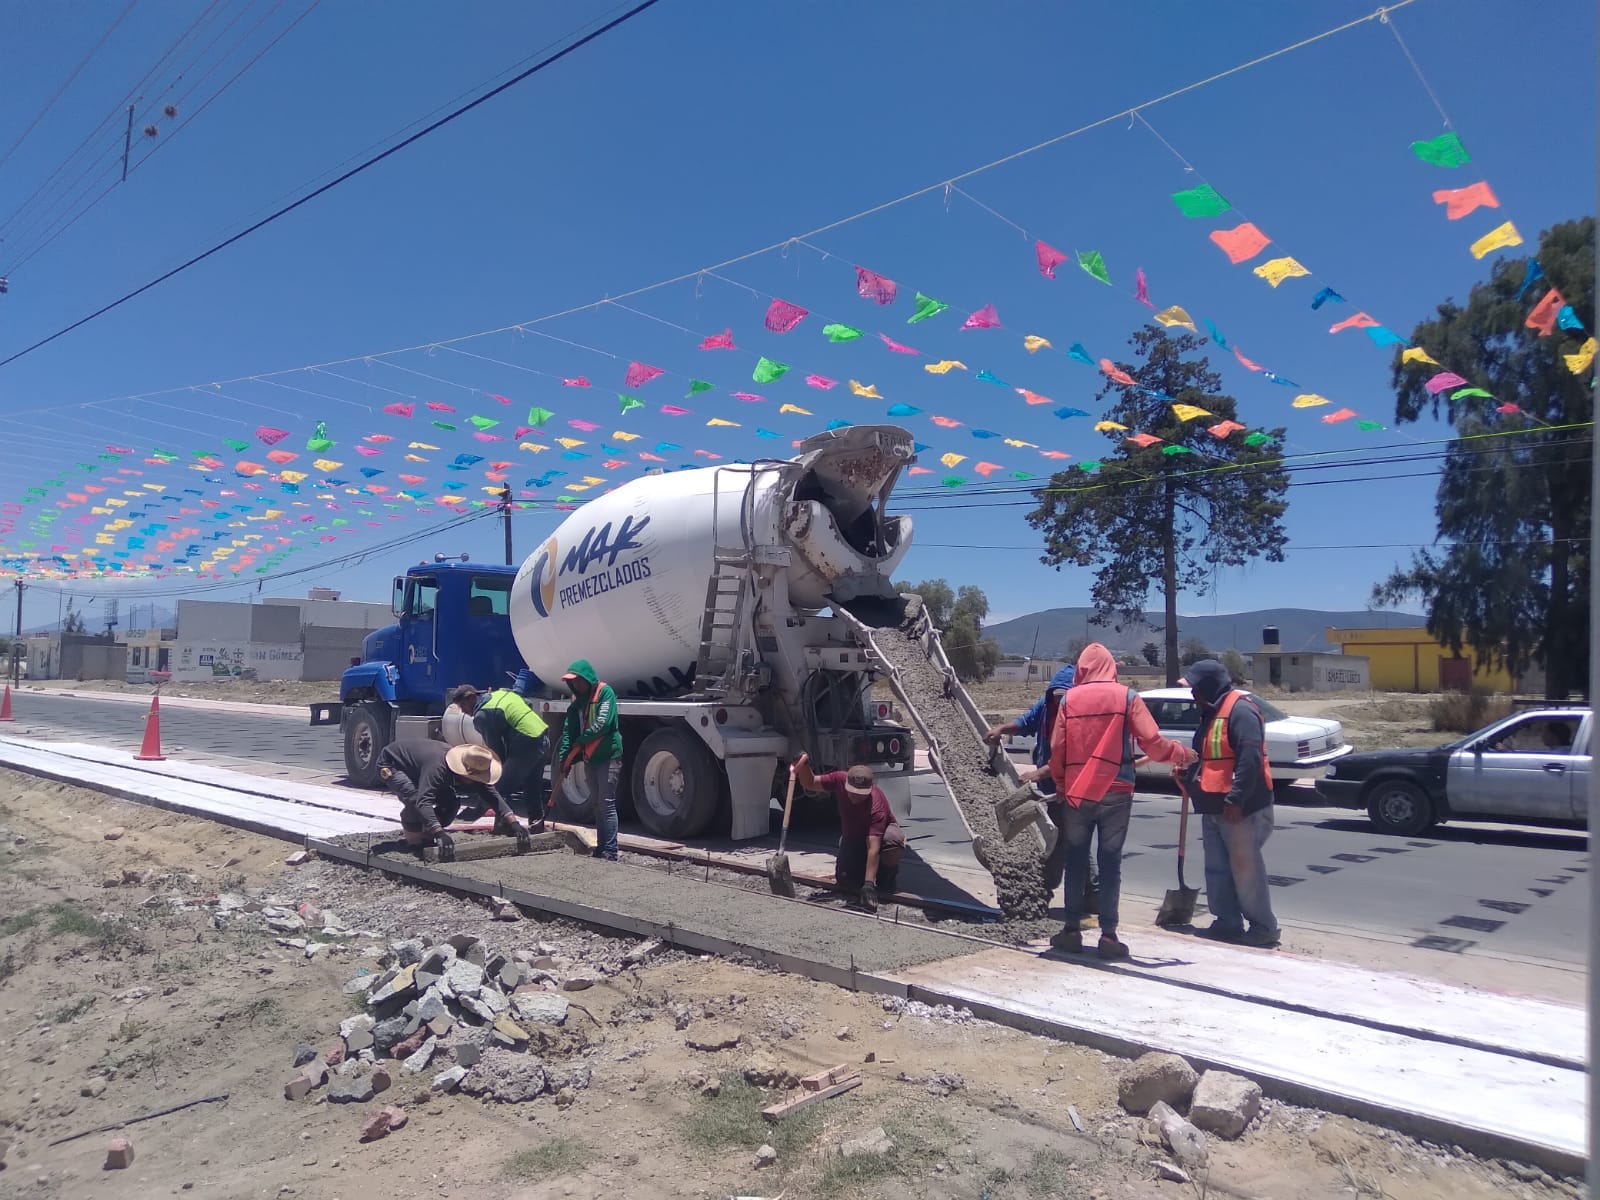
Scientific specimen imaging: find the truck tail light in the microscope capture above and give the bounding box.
[875,702,891,719]
[888,738,901,756]
[715,708,728,725]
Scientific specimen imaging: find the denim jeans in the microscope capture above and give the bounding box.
[592,758,622,860]
[503,732,550,821]
[1061,795,1132,936]
[1200,807,1278,933]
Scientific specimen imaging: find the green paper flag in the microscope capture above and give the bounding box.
[1411,131,1469,168]
[1010,471,1034,481]
[687,380,713,396]
[1356,420,1387,431]
[470,416,499,431]
[940,475,965,488]
[908,292,949,324]
[306,422,334,453]
[1243,431,1272,446]
[1161,444,1194,456]
[432,421,456,431]
[1079,460,1101,473]
[822,323,864,343]
[752,356,789,384]
[1171,184,1232,218]
[619,394,644,415]
[1451,387,1493,400]
[1077,251,1110,286]
[224,439,249,453]
[527,407,553,427]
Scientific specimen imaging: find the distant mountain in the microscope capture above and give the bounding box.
[22,602,175,637]
[984,607,1426,659]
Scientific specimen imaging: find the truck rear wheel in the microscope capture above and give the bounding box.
[343,703,388,787]
[631,726,720,839]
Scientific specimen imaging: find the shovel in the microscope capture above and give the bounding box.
[1155,773,1201,927]
[766,767,798,898]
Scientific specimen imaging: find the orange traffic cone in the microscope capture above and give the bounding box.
[134,693,165,762]
[0,684,12,722]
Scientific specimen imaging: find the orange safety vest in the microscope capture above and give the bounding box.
[564,681,612,766]
[1199,690,1273,794]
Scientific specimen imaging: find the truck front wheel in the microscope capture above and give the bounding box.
[631,726,720,839]
[343,703,389,787]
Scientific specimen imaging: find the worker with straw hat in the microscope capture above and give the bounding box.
[377,739,525,860]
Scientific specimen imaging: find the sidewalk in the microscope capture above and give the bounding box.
[17,684,309,720]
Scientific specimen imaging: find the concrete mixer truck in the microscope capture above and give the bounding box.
[316,425,923,842]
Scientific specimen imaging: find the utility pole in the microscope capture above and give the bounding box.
[121,104,133,182]
[12,579,21,687]
[499,486,514,566]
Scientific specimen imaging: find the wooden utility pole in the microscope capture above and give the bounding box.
[11,579,22,686]
[121,105,133,181]
[499,486,514,565]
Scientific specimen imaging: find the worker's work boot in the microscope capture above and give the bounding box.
[1048,927,1083,954]
[1096,933,1129,961]
[1238,926,1282,949]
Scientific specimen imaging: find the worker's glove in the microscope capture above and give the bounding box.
[859,882,879,912]
[514,821,532,853]
[434,830,456,863]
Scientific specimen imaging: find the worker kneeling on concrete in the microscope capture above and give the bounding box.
[448,683,552,829]
[554,659,622,862]
[377,740,525,860]
[794,754,904,912]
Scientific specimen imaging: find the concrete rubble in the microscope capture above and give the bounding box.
[1117,1051,1199,1115]
[1149,1101,1208,1168]
[1189,1069,1263,1140]
[103,1137,134,1169]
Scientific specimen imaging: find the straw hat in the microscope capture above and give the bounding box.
[446,744,503,785]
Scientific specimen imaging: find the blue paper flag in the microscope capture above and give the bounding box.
[1557,305,1584,332]
[1052,407,1089,419]
[1310,287,1345,310]
[1066,343,1093,364]
[913,442,930,453]
[1366,326,1408,348]
[971,429,999,439]
[974,370,1011,387]
[1204,319,1231,350]
[360,468,384,478]
[1263,372,1298,387]
[654,442,681,453]
[825,419,852,430]
[1517,260,1544,301]
[754,428,780,439]
[886,403,922,417]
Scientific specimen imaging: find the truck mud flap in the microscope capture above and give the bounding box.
[308,702,342,727]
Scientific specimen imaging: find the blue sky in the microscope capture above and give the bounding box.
[0,0,1592,629]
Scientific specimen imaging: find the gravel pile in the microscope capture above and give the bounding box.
[883,626,1051,920]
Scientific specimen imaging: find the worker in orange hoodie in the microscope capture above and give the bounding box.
[1043,643,1196,959]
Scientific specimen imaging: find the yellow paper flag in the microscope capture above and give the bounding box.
[1003,438,1038,448]
[706,418,740,427]
[940,452,966,468]
[1401,347,1440,367]
[1253,257,1310,287]
[1292,394,1331,409]
[408,441,440,451]
[848,380,881,399]
[1469,221,1523,260]
[1022,335,1051,354]
[779,404,812,416]
[1153,306,1198,332]
[518,442,548,453]
[405,453,427,462]
[1565,336,1598,375]
[313,459,342,472]
[923,360,967,375]
[1170,403,1212,421]
[611,430,641,441]
[556,437,585,449]
[1093,420,1129,433]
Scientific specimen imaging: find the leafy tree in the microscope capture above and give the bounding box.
[1180,637,1214,667]
[1028,329,1290,685]
[1141,641,1162,667]
[896,577,1002,681]
[1371,218,1593,698]
[1219,648,1250,685]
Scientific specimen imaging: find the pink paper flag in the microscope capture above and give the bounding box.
[731,391,766,402]
[930,415,962,428]
[1125,433,1162,448]
[765,298,808,333]
[805,374,838,390]
[1321,408,1358,424]
[355,446,381,457]
[1424,371,1468,395]
[1016,389,1052,406]
[490,393,512,405]
[473,432,505,442]
[1035,241,1067,279]
[625,362,664,388]
[1040,450,1071,460]
[382,403,413,418]
[1206,420,1246,438]
[1234,348,1264,372]
[563,377,591,388]
[568,418,601,431]
[1329,312,1379,334]
[1100,359,1137,387]
[700,328,735,350]
[661,405,690,416]
[974,462,1001,477]
[426,401,455,413]
[364,433,394,443]
[254,426,291,446]
[877,333,919,355]
[856,267,897,305]
[1134,268,1155,309]
[961,304,1001,330]
[1496,402,1522,415]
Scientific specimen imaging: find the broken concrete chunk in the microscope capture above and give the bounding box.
[292,1043,318,1068]
[685,1028,741,1053]
[741,1054,799,1090]
[474,985,510,1016]
[327,1072,378,1104]
[367,964,417,1007]
[104,1136,133,1169]
[623,938,662,966]
[428,1015,454,1039]
[754,1144,777,1169]
[511,993,569,1027]
[496,962,527,990]
[442,959,485,998]
[284,1074,315,1102]
[491,1015,530,1049]
[388,939,424,967]
[1118,1052,1199,1116]
[840,1126,894,1159]
[432,1065,468,1093]
[285,850,311,866]
[388,1029,428,1061]
[414,986,449,1024]
[339,1015,376,1053]
[562,974,597,992]
[1152,1160,1191,1184]
[453,1042,482,1068]
[401,1036,439,1075]
[546,1064,591,1094]
[1149,1101,1208,1168]
[341,974,378,998]
[456,994,496,1024]
[371,1015,408,1050]
[492,900,522,922]
[1188,1070,1262,1140]
[445,933,485,964]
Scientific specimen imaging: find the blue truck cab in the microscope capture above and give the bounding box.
[318,558,526,785]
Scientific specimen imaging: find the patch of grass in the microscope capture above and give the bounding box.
[682,1078,821,1158]
[0,907,42,937]
[238,996,281,1026]
[1025,1147,1075,1194]
[50,995,96,1023]
[500,1138,587,1181]
[0,950,16,983]
[1428,688,1514,734]
[114,1016,149,1043]
[814,1106,959,1198]
[49,904,108,938]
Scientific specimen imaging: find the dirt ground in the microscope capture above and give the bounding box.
[0,771,1575,1200]
[21,678,330,707]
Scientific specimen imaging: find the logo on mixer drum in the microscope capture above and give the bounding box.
[527,535,559,619]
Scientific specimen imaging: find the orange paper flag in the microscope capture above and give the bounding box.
[1099,359,1137,387]
[1431,181,1498,220]
[1208,222,1271,265]
[1525,288,1565,337]
[1125,433,1162,448]
[1329,312,1379,334]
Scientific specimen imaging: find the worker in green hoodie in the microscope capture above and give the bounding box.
[553,659,623,861]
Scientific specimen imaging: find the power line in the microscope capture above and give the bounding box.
[0,0,141,175]
[918,537,1593,553]
[0,0,666,370]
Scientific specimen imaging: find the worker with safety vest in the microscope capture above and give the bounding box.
[1182,658,1281,949]
[554,659,623,862]
[448,684,552,829]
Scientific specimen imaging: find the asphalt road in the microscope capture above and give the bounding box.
[5,691,1589,968]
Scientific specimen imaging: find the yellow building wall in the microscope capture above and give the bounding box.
[1325,628,1517,693]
